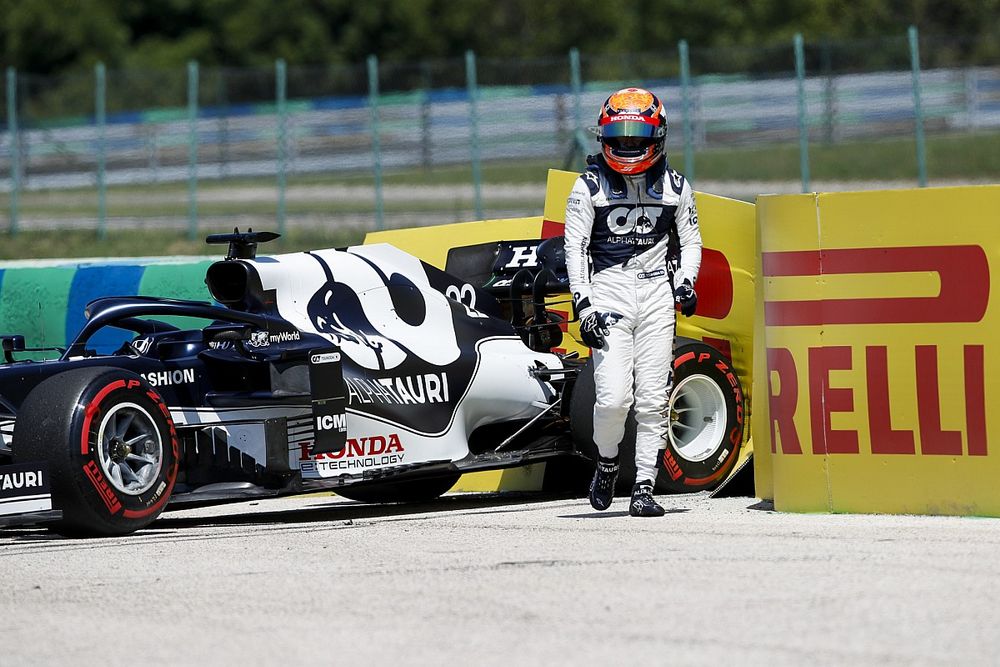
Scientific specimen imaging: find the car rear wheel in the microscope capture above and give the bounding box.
[569,339,744,494]
[657,342,744,492]
[13,367,179,537]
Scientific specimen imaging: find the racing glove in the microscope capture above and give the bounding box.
[579,310,622,350]
[674,279,698,317]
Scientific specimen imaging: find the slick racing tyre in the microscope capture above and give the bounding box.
[659,340,744,493]
[569,339,744,495]
[13,367,179,537]
[334,473,461,504]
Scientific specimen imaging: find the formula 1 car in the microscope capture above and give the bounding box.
[0,231,743,536]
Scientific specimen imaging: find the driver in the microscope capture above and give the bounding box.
[564,87,702,517]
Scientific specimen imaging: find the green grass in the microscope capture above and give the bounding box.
[692,131,1000,182]
[0,228,367,261]
[8,160,552,219]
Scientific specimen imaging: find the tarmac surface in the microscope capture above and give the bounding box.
[3,491,1000,665]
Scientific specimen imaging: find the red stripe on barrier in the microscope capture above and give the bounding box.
[866,346,915,455]
[540,219,564,239]
[762,245,989,326]
[693,249,733,319]
[702,337,732,361]
[916,345,962,455]
[965,345,988,456]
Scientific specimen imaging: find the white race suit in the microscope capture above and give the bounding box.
[564,156,702,483]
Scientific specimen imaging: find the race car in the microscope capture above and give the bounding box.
[0,230,743,537]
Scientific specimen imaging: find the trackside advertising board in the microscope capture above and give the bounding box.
[753,185,1000,516]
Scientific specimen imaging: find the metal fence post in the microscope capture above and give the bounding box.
[217,70,229,180]
[569,47,589,164]
[5,67,19,235]
[908,25,928,187]
[964,68,979,131]
[570,48,582,135]
[187,60,199,240]
[276,58,287,236]
[95,62,107,239]
[420,62,432,170]
[794,33,811,192]
[678,40,695,181]
[465,50,483,221]
[821,39,835,145]
[367,55,384,230]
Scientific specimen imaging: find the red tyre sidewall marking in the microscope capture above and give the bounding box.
[79,380,127,515]
[661,447,684,480]
[80,380,126,455]
[82,460,123,514]
[78,378,179,520]
[674,352,695,368]
[667,351,744,487]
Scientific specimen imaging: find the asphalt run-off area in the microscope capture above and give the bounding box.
[3,491,999,665]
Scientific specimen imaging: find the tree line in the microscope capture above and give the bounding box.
[2,0,998,76]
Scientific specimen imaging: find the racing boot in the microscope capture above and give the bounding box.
[629,480,665,517]
[588,455,619,511]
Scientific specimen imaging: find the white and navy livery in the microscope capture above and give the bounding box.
[564,155,703,484]
[0,232,569,536]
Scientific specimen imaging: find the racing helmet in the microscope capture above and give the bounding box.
[597,87,667,175]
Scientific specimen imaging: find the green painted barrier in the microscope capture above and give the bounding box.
[0,258,213,357]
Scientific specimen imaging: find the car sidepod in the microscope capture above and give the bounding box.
[241,244,565,481]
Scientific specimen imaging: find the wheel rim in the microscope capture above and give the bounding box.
[96,402,163,496]
[668,374,728,463]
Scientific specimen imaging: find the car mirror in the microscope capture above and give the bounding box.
[1,335,25,363]
[202,323,252,345]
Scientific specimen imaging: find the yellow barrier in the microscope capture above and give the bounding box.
[753,185,1000,515]
[365,216,545,269]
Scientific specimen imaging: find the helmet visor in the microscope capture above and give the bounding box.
[606,136,655,154]
[600,119,661,139]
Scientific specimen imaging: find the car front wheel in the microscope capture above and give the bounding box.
[13,367,179,537]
